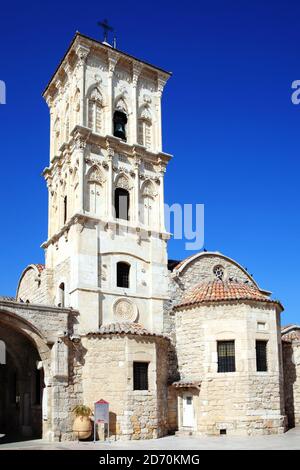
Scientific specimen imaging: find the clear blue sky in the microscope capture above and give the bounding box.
[0,0,299,325]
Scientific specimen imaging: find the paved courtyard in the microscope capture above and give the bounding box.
[0,427,299,450]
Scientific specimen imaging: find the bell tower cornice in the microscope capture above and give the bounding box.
[43,32,171,103]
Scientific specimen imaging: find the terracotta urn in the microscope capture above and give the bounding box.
[72,415,92,440]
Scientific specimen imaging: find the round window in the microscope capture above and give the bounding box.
[213,265,225,281]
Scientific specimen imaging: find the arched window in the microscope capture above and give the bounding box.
[138,119,152,149]
[117,262,130,288]
[113,110,127,141]
[63,195,68,224]
[141,181,155,227]
[115,187,130,220]
[137,106,152,149]
[88,88,103,134]
[87,166,104,215]
[58,283,65,307]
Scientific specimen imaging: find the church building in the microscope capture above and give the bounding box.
[0,31,299,442]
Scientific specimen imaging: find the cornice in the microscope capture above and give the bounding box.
[43,32,172,102]
[42,212,171,249]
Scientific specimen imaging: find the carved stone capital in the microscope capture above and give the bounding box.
[132,62,143,87]
[134,156,141,170]
[157,74,168,96]
[106,145,114,160]
[76,138,86,150]
[158,158,167,174]
[75,45,90,67]
[107,50,119,77]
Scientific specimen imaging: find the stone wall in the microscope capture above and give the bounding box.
[174,301,285,436]
[17,266,54,306]
[81,333,169,440]
[0,299,81,442]
[282,339,300,428]
[164,253,258,384]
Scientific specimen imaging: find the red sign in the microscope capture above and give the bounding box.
[94,399,109,424]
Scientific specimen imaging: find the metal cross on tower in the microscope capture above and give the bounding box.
[97,19,114,43]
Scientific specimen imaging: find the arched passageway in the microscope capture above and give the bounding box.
[0,322,44,442]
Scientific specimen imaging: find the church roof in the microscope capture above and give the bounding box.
[0,296,15,302]
[281,325,300,343]
[34,264,45,273]
[87,322,169,339]
[175,280,283,310]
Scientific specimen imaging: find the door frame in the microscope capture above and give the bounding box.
[181,392,195,428]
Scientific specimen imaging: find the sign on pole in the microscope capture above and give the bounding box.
[94,399,109,442]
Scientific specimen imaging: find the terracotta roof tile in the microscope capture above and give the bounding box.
[87,322,169,339]
[34,264,45,273]
[282,330,300,343]
[172,379,201,389]
[175,280,283,310]
[0,296,15,302]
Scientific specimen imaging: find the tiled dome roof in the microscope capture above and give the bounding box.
[175,281,283,310]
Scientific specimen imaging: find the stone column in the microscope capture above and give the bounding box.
[55,79,64,151]
[75,45,90,127]
[158,160,167,232]
[106,145,114,219]
[156,75,167,153]
[74,135,87,213]
[133,154,141,225]
[107,51,119,136]
[46,179,53,239]
[132,63,143,144]
[47,98,54,161]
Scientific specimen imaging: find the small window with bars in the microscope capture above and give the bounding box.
[217,341,236,373]
[256,340,268,372]
[133,362,149,390]
[117,262,130,288]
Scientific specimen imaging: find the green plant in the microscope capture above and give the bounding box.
[72,405,92,417]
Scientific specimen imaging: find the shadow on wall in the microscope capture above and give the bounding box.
[109,411,117,436]
[283,342,296,429]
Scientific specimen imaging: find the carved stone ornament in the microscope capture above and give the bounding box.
[143,94,152,104]
[113,298,138,323]
[142,182,155,198]
[115,174,130,190]
[94,74,102,84]
[76,45,90,67]
[75,136,87,150]
[88,166,104,184]
[115,97,127,114]
[140,106,152,122]
[89,87,103,104]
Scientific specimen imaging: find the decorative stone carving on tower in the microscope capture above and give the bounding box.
[42,32,172,333]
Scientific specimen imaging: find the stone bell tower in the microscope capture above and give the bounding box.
[42,32,172,333]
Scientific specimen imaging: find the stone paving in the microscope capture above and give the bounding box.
[0,427,300,450]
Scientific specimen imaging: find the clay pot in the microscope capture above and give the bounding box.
[72,416,92,440]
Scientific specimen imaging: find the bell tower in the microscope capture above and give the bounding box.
[42,32,172,333]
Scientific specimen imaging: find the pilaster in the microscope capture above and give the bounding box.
[75,45,90,127]
[107,51,119,136]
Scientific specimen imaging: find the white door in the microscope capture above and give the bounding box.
[182,395,194,427]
